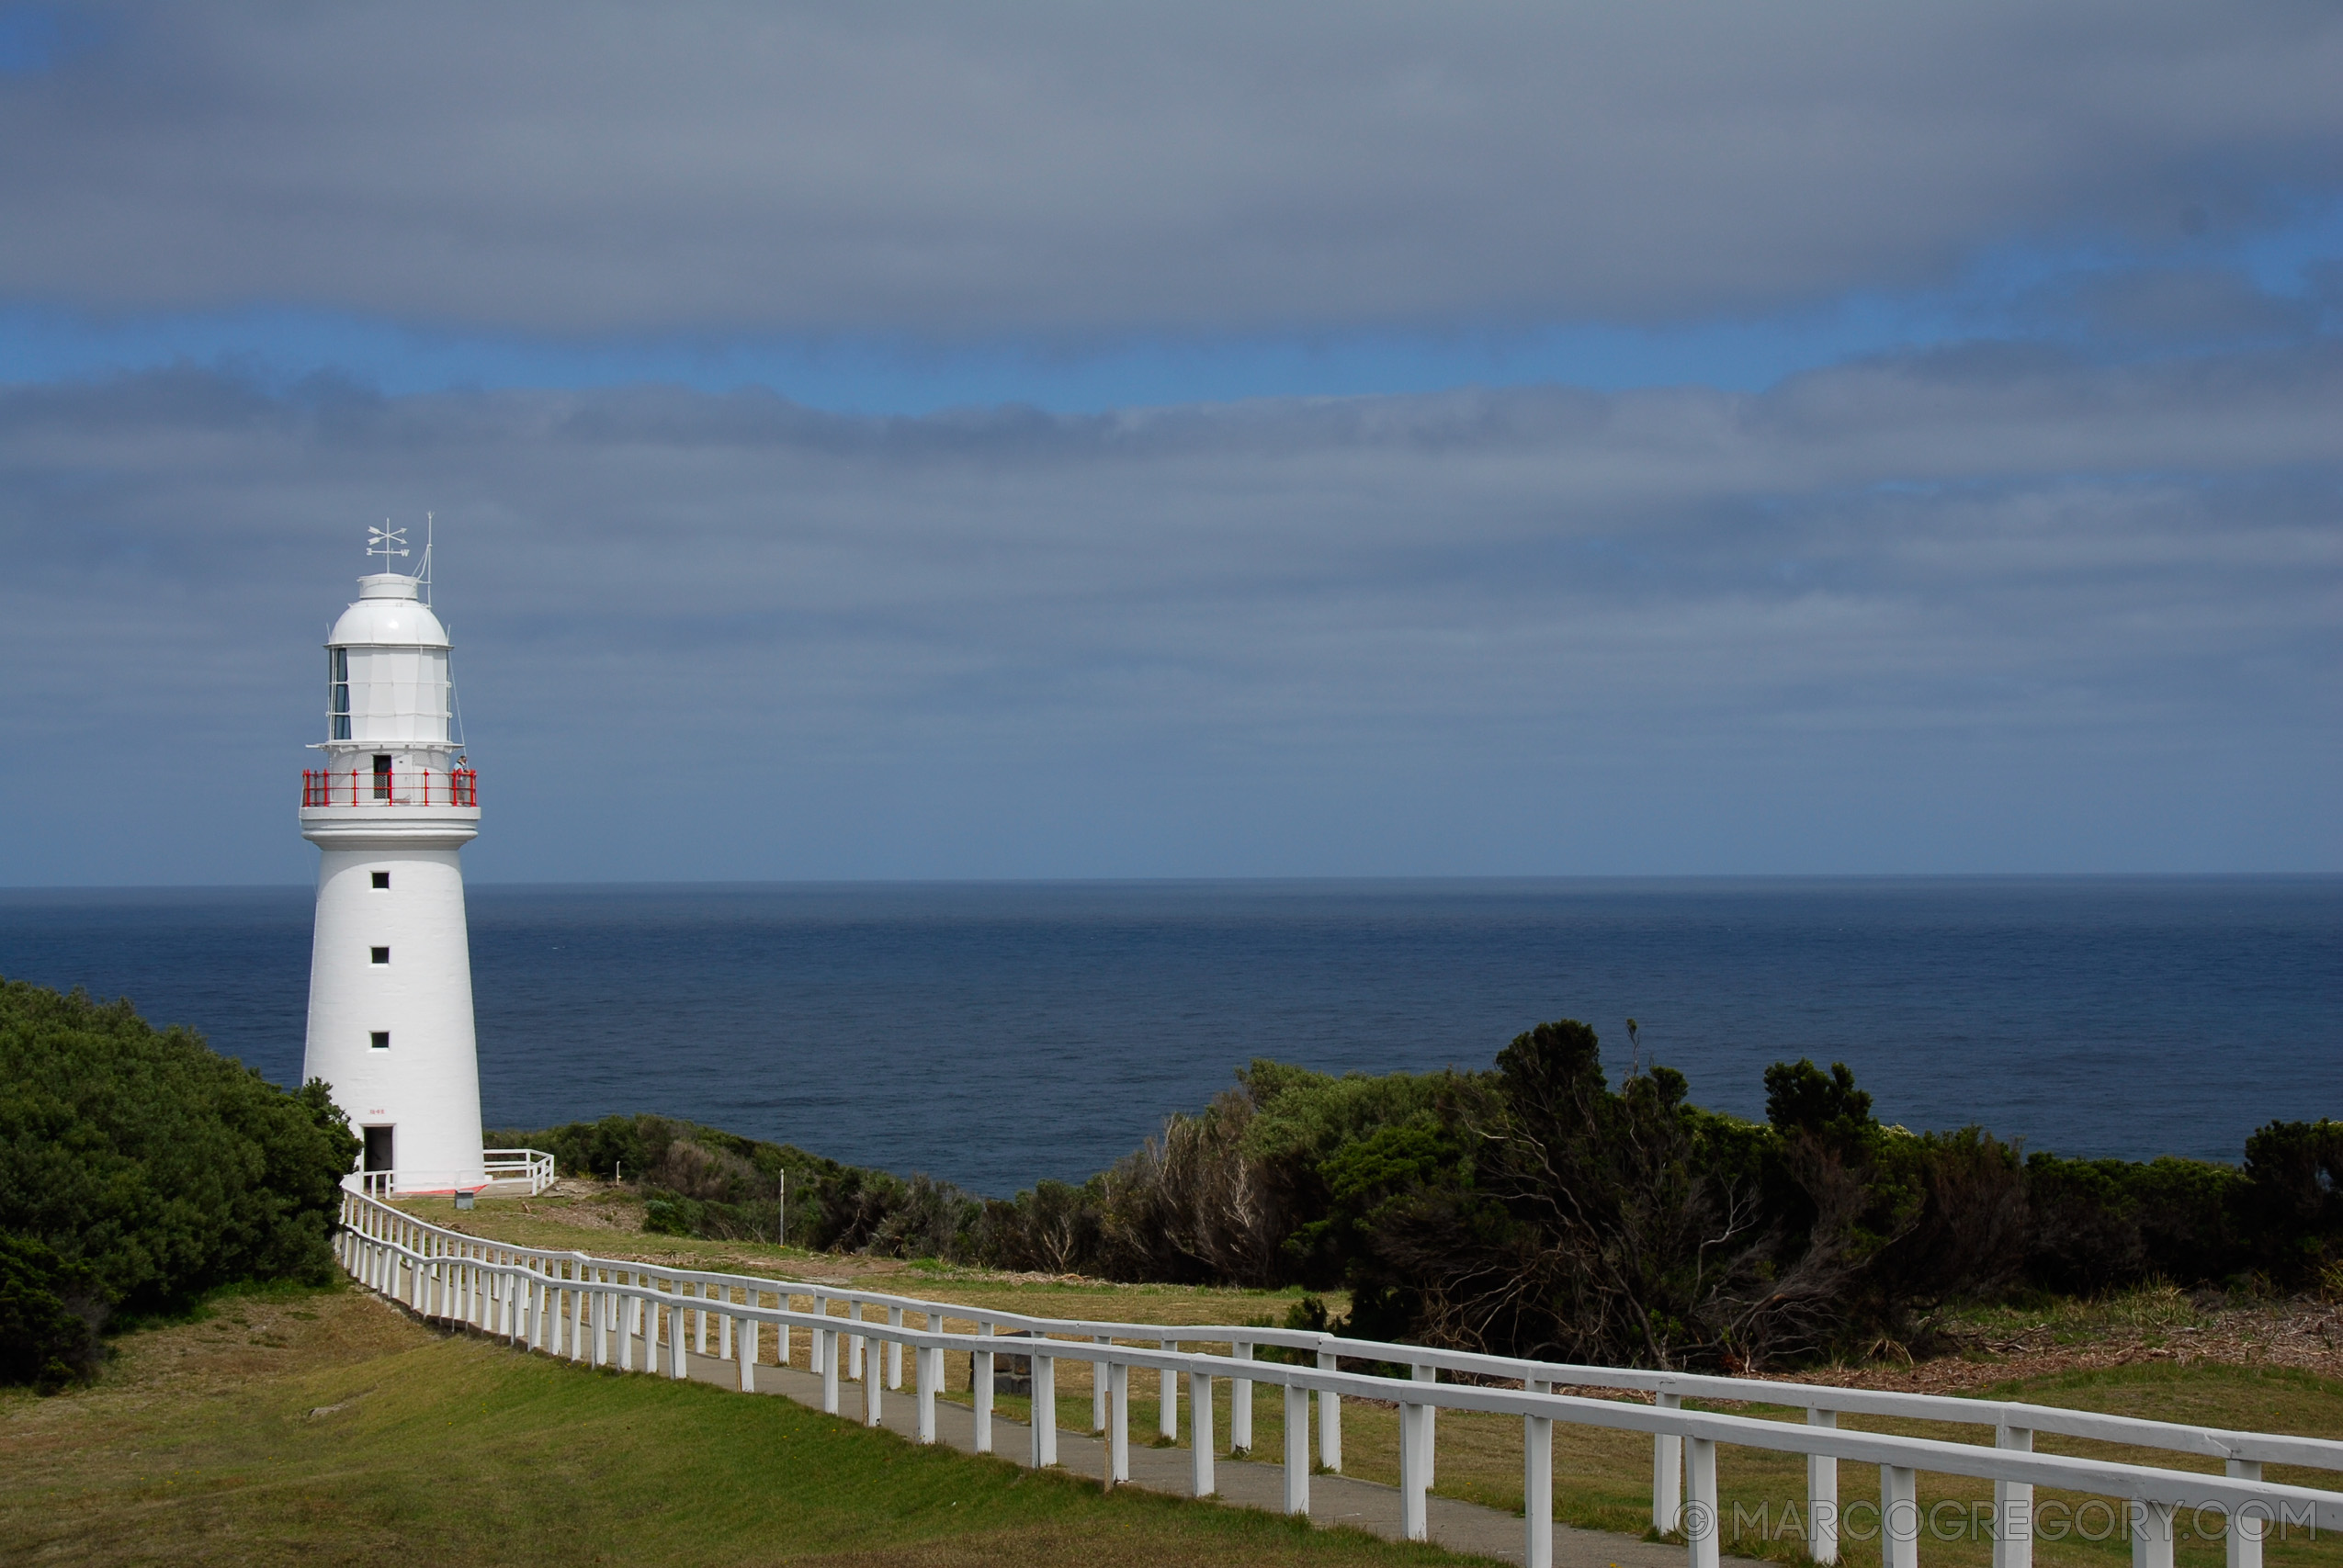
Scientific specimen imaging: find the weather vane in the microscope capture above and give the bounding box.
[368,521,410,561]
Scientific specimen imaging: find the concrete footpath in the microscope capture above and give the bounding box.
[594,1324,1707,1568]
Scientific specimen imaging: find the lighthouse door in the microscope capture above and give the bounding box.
[358,1120,390,1190]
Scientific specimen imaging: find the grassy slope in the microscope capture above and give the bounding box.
[399,1193,2343,1568]
[0,1282,1477,1568]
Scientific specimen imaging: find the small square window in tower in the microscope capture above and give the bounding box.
[370,946,390,964]
[370,1031,390,1050]
[371,871,390,889]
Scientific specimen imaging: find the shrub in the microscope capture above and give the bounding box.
[511,1038,2343,1372]
[641,1197,701,1236]
[0,1234,106,1391]
[2241,1118,2343,1282]
[0,978,359,1386]
[492,1112,982,1257]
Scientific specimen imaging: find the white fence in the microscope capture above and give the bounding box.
[352,1151,558,1199]
[482,1149,558,1195]
[338,1178,2343,1568]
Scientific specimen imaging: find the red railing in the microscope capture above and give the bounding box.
[302,767,478,808]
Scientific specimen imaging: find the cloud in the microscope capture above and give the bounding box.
[0,343,2334,884]
[2,2,2340,337]
[2022,267,2326,349]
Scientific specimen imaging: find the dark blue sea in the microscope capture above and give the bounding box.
[1,878,2335,1195]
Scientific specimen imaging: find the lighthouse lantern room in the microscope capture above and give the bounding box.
[300,526,485,1195]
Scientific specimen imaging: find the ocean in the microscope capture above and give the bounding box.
[1,877,2335,1195]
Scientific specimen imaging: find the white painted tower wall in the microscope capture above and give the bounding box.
[299,570,487,1193]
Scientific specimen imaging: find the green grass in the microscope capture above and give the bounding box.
[0,1281,1484,1567]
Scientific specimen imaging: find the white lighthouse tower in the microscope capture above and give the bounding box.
[299,525,486,1195]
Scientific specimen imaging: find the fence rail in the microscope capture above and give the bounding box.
[354,1153,555,1199]
[337,1178,2343,1568]
[302,766,478,807]
[481,1149,557,1195]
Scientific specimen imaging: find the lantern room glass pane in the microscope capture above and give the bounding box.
[329,649,352,739]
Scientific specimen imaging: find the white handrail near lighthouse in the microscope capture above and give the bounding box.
[353,1153,557,1199]
[336,1179,2343,1568]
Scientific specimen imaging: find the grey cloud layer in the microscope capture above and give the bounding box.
[4,2,2340,333]
[1,348,2334,881]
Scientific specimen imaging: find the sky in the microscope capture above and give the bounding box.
[0,1,2337,885]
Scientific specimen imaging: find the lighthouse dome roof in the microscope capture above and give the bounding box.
[327,574,449,649]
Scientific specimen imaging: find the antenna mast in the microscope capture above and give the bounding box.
[419,512,435,604]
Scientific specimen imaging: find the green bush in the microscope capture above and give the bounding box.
[0,1234,105,1391]
[0,978,359,1386]
[491,1112,970,1255]
[515,1030,2343,1372]
[640,1196,701,1236]
[2240,1118,2343,1280]
[2023,1152,2250,1292]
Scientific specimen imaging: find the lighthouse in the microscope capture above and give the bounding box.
[299,527,485,1195]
